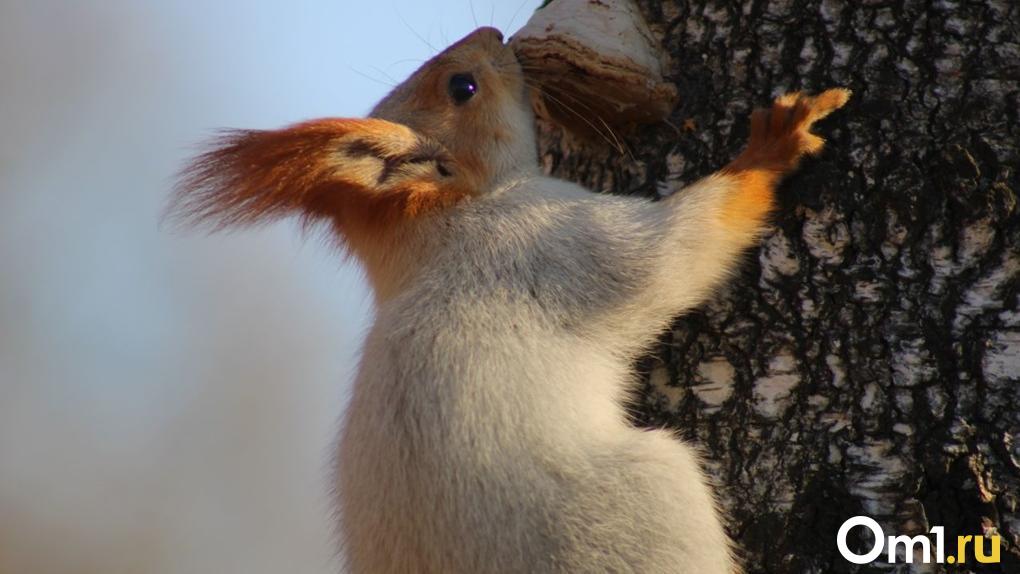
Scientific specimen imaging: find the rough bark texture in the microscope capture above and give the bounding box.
[534,1,1020,573]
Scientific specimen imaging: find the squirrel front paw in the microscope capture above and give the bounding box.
[726,88,851,175]
[714,89,850,234]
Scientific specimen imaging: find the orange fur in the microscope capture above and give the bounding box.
[168,117,474,246]
[718,88,850,234]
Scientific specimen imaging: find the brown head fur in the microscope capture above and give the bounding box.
[371,27,536,193]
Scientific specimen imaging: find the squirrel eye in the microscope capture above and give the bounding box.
[448,73,477,105]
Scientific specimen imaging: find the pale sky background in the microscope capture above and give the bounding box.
[0,1,541,572]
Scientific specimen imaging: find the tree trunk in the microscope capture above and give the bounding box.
[533,1,1020,572]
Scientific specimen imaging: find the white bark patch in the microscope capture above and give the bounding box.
[694,357,735,410]
[753,353,800,418]
[861,382,880,411]
[1002,307,1020,326]
[759,231,800,283]
[826,353,847,388]
[893,423,914,436]
[828,443,843,464]
[846,439,909,517]
[954,252,1020,334]
[984,330,1020,390]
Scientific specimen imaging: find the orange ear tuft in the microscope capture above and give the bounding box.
[167,118,472,242]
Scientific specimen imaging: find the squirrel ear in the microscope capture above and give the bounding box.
[167,118,472,241]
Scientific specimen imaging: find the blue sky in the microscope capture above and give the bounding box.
[0,2,542,572]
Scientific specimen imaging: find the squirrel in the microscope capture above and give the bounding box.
[171,26,849,574]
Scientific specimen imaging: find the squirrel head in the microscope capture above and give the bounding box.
[169,27,537,274]
[371,27,537,191]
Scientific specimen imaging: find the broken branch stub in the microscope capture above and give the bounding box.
[511,0,678,138]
